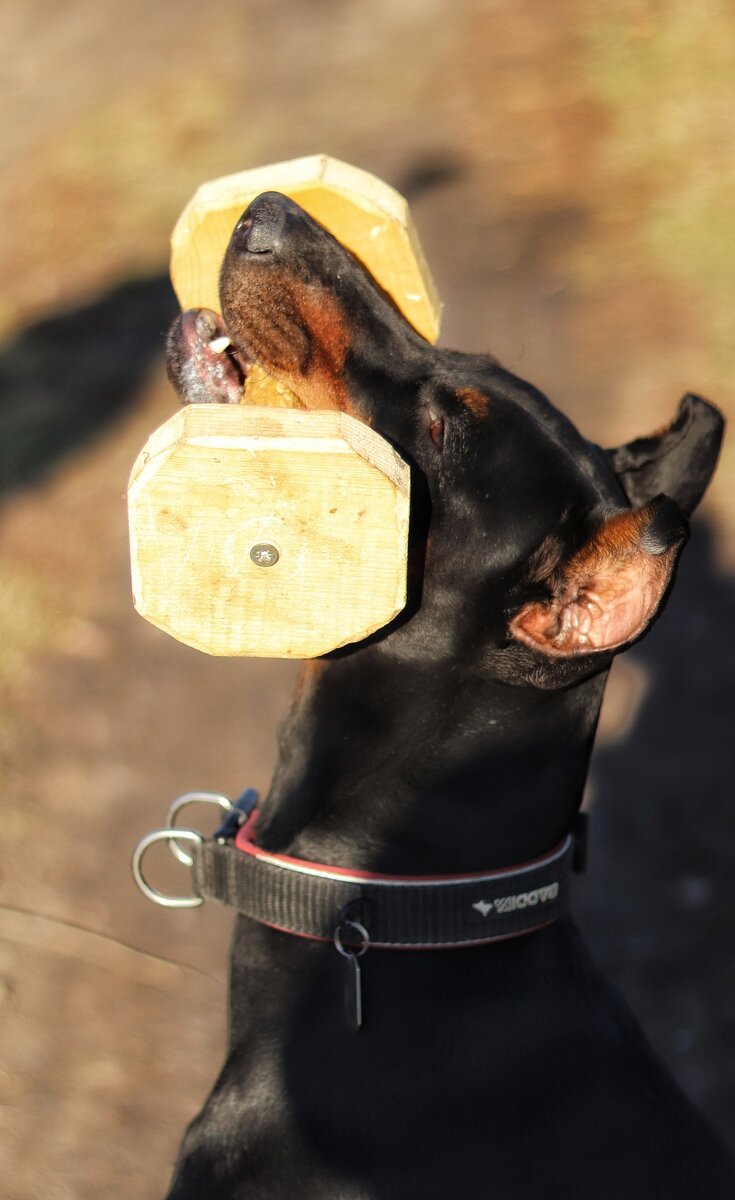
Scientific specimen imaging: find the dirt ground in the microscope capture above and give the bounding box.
[1,3,734,1197]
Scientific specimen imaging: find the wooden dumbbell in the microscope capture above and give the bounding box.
[128,156,441,658]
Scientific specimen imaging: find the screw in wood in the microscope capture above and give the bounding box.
[250,542,280,567]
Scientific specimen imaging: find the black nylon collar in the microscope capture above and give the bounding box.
[191,809,578,949]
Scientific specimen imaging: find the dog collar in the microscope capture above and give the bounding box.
[188,795,581,951]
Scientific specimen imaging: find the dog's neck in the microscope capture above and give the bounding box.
[256,651,607,876]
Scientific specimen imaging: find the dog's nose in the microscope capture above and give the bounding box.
[232,193,289,254]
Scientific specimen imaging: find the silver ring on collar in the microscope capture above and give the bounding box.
[334,918,370,958]
[132,828,204,908]
[165,792,233,866]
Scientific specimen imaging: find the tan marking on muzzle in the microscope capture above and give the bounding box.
[457,387,491,419]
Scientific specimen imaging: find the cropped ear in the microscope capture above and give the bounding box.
[510,496,687,658]
[606,393,724,516]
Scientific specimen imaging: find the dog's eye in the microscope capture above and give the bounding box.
[429,416,445,452]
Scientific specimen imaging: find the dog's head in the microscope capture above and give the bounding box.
[168,191,723,688]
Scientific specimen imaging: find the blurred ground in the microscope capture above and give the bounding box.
[0,2,734,1197]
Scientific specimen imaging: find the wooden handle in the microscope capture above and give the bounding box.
[128,405,410,658]
[127,157,440,657]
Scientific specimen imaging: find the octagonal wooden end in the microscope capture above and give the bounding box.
[128,404,410,658]
[171,154,441,354]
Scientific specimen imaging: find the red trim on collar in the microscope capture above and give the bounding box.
[250,913,559,950]
[234,810,566,886]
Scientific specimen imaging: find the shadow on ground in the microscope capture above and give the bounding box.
[0,276,176,495]
[581,520,735,1147]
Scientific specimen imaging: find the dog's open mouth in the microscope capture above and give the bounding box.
[166,307,308,410]
[165,308,249,407]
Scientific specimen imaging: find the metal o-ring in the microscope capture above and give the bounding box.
[165,792,232,866]
[132,828,204,908]
[334,918,370,958]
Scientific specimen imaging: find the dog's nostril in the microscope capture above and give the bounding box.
[235,213,273,255]
[234,196,288,255]
[245,219,279,253]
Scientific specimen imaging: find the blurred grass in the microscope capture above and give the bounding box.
[0,68,247,339]
[0,561,61,693]
[584,0,735,376]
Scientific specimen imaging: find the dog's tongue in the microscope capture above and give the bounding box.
[167,307,307,410]
[165,308,248,406]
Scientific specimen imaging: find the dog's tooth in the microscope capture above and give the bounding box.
[209,336,231,353]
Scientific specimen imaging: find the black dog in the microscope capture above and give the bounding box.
[163,192,733,1198]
